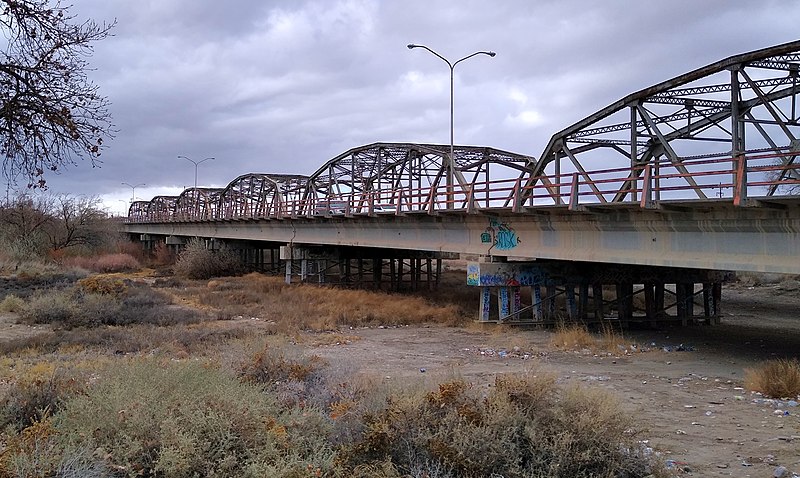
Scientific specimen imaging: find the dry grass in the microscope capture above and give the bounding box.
[550,323,635,356]
[0,321,268,358]
[550,324,596,350]
[0,293,24,312]
[174,273,464,331]
[745,358,800,399]
[62,253,141,273]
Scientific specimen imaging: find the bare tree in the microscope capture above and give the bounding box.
[0,0,114,188]
[45,194,109,250]
[0,192,51,238]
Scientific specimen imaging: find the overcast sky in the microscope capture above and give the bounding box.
[10,0,799,214]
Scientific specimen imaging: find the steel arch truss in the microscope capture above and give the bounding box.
[303,142,533,214]
[127,201,150,221]
[175,188,224,220]
[147,196,179,222]
[219,173,309,219]
[531,40,800,207]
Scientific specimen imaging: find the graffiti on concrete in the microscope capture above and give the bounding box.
[483,217,519,251]
[466,262,550,287]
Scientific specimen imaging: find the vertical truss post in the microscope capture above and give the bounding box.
[554,154,562,203]
[368,190,375,217]
[731,67,748,206]
[568,173,581,211]
[640,164,655,209]
[466,185,476,214]
[426,186,437,215]
[733,154,748,206]
[512,178,522,213]
[395,188,404,216]
[630,105,638,202]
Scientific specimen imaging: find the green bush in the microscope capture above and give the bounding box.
[174,239,243,279]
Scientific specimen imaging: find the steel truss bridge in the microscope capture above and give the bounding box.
[125,41,800,280]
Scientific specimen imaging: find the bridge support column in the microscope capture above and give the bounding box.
[467,261,731,327]
[644,282,657,328]
[478,287,492,322]
[579,283,589,320]
[675,282,692,326]
[703,282,722,325]
[616,282,634,325]
[498,287,510,322]
[532,285,543,322]
[566,285,577,320]
[544,285,557,321]
[592,283,604,320]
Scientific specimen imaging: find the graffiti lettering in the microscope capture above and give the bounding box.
[495,230,518,250]
[483,217,519,251]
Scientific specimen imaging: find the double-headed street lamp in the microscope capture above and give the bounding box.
[121,182,145,203]
[178,155,214,190]
[407,44,496,204]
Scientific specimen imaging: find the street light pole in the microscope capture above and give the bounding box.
[178,155,214,190]
[121,182,146,203]
[407,44,496,207]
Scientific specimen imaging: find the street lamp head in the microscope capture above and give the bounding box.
[407,44,418,49]
[487,51,497,57]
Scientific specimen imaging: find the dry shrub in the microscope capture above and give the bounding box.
[76,275,128,296]
[48,360,335,477]
[550,323,634,355]
[0,293,24,313]
[20,291,75,325]
[337,372,654,477]
[550,324,595,350]
[0,420,107,478]
[114,239,147,263]
[187,273,463,331]
[152,242,176,266]
[174,239,243,279]
[745,358,800,399]
[62,253,141,273]
[0,322,262,357]
[20,281,201,329]
[599,323,629,353]
[0,363,86,432]
[238,343,328,385]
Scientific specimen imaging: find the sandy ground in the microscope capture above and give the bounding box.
[308,282,800,477]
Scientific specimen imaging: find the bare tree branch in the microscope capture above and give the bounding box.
[0,0,115,188]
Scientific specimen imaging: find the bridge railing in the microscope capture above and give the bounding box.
[123,149,799,223]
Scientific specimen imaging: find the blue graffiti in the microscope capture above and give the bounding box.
[484,217,520,251]
[495,230,518,250]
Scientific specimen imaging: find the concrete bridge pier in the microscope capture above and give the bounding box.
[280,245,455,291]
[469,261,731,327]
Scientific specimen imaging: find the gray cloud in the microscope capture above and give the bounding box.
[16,0,797,213]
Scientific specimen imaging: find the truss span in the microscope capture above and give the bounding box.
[531,39,800,206]
[128,143,534,221]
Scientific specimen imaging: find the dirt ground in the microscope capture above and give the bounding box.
[308,282,800,477]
